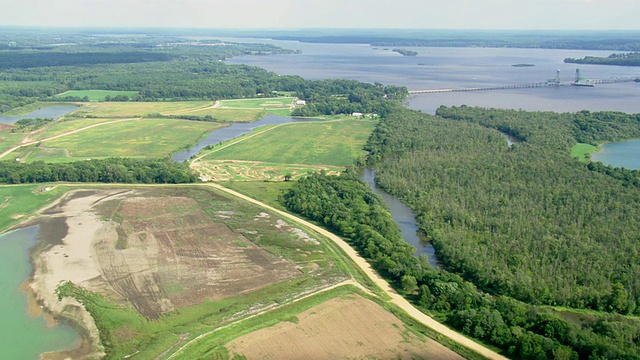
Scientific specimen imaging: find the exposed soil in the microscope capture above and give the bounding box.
[92,191,301,318]
[227,294,465,360]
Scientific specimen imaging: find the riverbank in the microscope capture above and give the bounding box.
[22,189,131,360]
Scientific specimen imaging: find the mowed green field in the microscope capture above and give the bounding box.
[219,97,293,109]
[13,119,223,161]
[54,90,139,101]
[203,120,377,166]
[70,100,290,122]
[71,101,212,118]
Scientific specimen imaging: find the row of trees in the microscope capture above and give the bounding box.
[0,158,197,184]
[565,52,640,67]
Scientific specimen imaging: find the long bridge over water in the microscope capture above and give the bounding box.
[409,75,638,94]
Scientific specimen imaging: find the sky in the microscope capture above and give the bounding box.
[0,0,638,30]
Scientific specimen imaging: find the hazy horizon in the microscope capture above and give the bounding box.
[1,0,638,31]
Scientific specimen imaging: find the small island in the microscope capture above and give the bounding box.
[392,48,418,56]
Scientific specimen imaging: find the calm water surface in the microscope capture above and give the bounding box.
[223,38,640,114]
[0,105,79,124]
[360,168,438,268]
[0,226,79,359]
[591,139,640,170]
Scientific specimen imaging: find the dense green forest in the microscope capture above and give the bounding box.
[283,170,640,359]
[366,106,640,313]
[565,52,640,67]
[0,158,196,184]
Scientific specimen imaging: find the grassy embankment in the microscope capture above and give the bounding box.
[571,142,600,162]
[0,184,69,232]
[195,119,376,181]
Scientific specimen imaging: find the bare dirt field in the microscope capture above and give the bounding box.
[90,189,301,318]
[227,294,465,360]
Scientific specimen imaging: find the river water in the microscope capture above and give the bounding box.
[222,38,640,114]
[591,139,640,170]
[360,168,439,268]
[0,105,79,124]
[0,226,79,359]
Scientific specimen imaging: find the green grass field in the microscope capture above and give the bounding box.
[71,99,293,122]
[203,120,377,166]
[571,143,599,162]
[54,90,140,101]
[0,127,25,156]
[0,184,69,232]
[72,101,212,118]
[219,97,293,109]
[13,119,223,161]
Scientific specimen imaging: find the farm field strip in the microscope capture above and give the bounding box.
[200,119,376,166]
[0,118,140,160]
[165,280,364,359]
[196,160,343,182]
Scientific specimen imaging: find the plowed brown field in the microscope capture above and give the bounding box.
[227,294,465,360]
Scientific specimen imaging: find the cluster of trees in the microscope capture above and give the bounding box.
[11,117,54,132]
[0,158,197,184]
[565,52,640,66]
[291,80,407,118]
[282,170,640,359]
[392,49,418,56]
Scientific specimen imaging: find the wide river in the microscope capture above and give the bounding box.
[222,38,640,114]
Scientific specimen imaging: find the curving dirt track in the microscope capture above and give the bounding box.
[206,182,509,360]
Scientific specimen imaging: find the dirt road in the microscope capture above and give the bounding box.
[206,183,508,360]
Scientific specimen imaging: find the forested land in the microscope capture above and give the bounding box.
[283,106,640,358]
[283,169,640,359]
[565,52,640,67]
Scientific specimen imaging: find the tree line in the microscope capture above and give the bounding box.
[565,52,640,67]
[0,158,197,184]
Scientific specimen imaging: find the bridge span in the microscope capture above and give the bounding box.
[409,76,638,94]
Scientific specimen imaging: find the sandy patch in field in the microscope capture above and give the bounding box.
[28,189,130,359]
[227,295,465,360]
